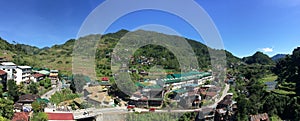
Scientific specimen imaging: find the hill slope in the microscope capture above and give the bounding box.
[0,30,241,78]
[242,51,274,65]
[272,54,287,61]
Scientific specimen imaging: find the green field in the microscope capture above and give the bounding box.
[272,89,296,95]
[259,74,277,83]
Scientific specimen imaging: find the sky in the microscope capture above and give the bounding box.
[0,0,300,58]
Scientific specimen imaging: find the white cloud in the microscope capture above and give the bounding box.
[262,47,273,53]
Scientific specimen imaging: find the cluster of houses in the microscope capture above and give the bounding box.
[0,61,59,87]
[128,71,217,109]
[11,93,75,121]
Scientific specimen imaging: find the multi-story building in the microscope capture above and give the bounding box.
[14,66,32,85]
[0,62,17,80]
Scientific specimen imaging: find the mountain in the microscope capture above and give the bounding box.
[242,51,274,65]
[272,54,287,61]
[0,29,241,78]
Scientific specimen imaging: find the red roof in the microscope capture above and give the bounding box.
[47,113,74,120]
[32,73,45,78]
[101,77,109,81]
[0,70,6,75]
[12,112,29,121]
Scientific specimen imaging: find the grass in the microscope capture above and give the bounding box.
[259,74,277,83]
[270,114,282,121]
[272,89,296,95]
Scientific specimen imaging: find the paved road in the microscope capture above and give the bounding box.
[41,80,62,99]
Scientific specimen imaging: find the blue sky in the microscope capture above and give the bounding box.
[0,0,300,58]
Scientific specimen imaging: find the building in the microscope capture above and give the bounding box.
[49,70,59,84]
[47,113,74,121]
[31,73,46,82]
[130,84,164,108]
[14,94,40,112]
[12,112,30,121]
[0,62,17,80]
[14,66,32,84]
[84,85,114,106]
[163,71,213,89]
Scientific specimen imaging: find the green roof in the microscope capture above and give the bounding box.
[37,70,50,75]
[37,98,50,103]
[164,71,212,84]
[135,82,146,87]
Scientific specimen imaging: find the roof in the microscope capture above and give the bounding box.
[50,70,59,73]
[49,73,58,77]
[87,92,106,103]
[32,73,45,78]
[84,85,103,94]
[37,70,50,75]
[17,66,31,69]
[205,92,217,97]
[17,94,40,103]
[47,113,74,120]
[101,77,109,81]
[73,98,84,104]
[163,71,212,84]
[0,70,6,75]
[1,62,16,66]
[250,113,270,121]
[12,112,29,121]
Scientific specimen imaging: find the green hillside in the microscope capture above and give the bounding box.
[0,30,241,79]
[242,51,274,65]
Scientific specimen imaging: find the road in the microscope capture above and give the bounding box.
[41,79,62,99]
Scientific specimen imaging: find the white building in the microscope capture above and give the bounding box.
[14,66,32,85]
[0,62,17,80]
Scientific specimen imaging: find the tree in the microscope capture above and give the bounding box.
[0,84,3,97]
[31,112,48,121]
[28,82,38,94]
[0,98,14,119]
[18,82,28,95]
[7,79,19,101]
[70,74,87,93]
[31,100,47,112]
[0,116,9,121]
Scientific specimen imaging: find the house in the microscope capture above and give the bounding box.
[0,62,17,80]
[14,66,32,85]
[49,70,59,85]
[100,77,111,87]
[195,108,215,121]
[47,113,74,121]
[14,94,40,112]
[84,85,114,106]
[32,73,45,82]
[101,77,109,81]
[12,112,30,121]
[83,85,103,97]
[250,113,270,121]
[0,70,7,90]
[130,85,164,107]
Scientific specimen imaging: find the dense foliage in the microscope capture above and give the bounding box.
[31,112,48,121]
[232,47,300,120]
[50,88,80,105]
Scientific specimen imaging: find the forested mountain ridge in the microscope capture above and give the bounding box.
[0,29,241,77]
[272,54,287,62]
[242,51,274,65]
